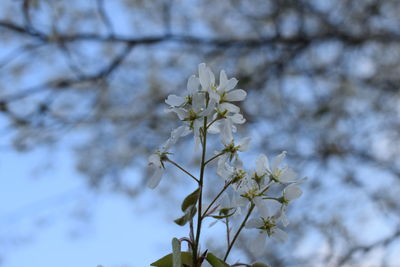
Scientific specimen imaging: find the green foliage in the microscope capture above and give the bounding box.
[206,253,229,267]
[181,188,200,212]
[251,263,271,267]
[174,205,197,226]
[172,238,182,267]
[150,252,192,267]
[174,188,200,226]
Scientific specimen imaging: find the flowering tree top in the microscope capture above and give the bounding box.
[148,63,303,267]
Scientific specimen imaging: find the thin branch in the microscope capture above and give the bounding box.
[225,217,231,248]
[2,19,400,46]
[338,228,400,266]
[96,0,115,35]
[201,181,232,219]
[204,151,225,166]
[224,203,255,262]
[194,120,208,266]
[0,44,134,103]
[166,159,200,183]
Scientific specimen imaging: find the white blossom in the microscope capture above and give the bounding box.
[283,184,303,203]
[147,126,186,188]
[245,217,288,255]
[257,151,298,183]
[147,153,164,189]
[149,64,304,262]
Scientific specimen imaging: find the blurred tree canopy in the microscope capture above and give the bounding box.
[1,0,400,266]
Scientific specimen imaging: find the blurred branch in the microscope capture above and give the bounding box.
[96,0,115,35]
[338,228,400,266]
[2,19,400,47]
[0,44,134,103]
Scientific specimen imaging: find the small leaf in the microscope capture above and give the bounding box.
[150,252,192,267]
[206,253,229,267]
[211,208,237,219]
[172,238,181,267]
[181,188,200,212]
[174,206,197,226]
[251,263,271,267]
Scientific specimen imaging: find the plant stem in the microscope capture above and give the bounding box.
[223,203,255,262]
[225,217,231,247]
[201,181,231,219]
[166,159,200,183]
[189,219,195,250]
[193,118,208,266]
[204,151,225,166]
[206,117,220,129]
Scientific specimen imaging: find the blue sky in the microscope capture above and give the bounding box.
[0,142,188,267]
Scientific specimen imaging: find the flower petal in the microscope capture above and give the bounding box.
[208,89,221,103]
[198,63,210,90]
[254,198,269,218]
[279,211,290,227]
[279,168,297,183]
[272,151,286,173]
[225,78,238,91]
[221,119,233,145]
[200,98,216,116]
[148,154,161,166]
[187,75,199,94]
[147,167,163,189]
[271,228,288,243]
[256,154,269,176]
[229,113,245,124]
[165,94,185,107]
[225,89,247,101]
[284,184,302,200]
[219,102,240,113]
[246,218,263,229]
[192,92,205,112]
[171,108,188,120]
[208,68,215,86]
[238,137,251,151]
[219,70,228,89]
[251,232,267,255]
[162,125,186,151]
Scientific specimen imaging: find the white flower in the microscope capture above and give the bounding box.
[215,70,247,110]
[147,126,186,188]
[165,75,200,107]
[167,90,216,151]
[217,160,247,184]
[213,68,247,104]
[147,153,165,189]
[283,184,302,203]
[258,151,297,183]
[208,192,244,227]
[245,217,288,255]
[215,119,251,167]
[165,94,186,107]
[198,63,215,93]
[236,175,261,200]
[198,63,247,113]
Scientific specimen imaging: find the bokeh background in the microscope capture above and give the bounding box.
[1,0,400,266]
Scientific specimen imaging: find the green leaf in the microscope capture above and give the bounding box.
[150,252,192,267]
[181,188,200,212]
[172,238,181,267]
[251,263,271,267]
[206,253,229,267]
[174,206,197,226]
[211,208,237,219]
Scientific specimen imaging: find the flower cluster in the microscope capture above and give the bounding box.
[148,63,247,188]
[148,63,303,265]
